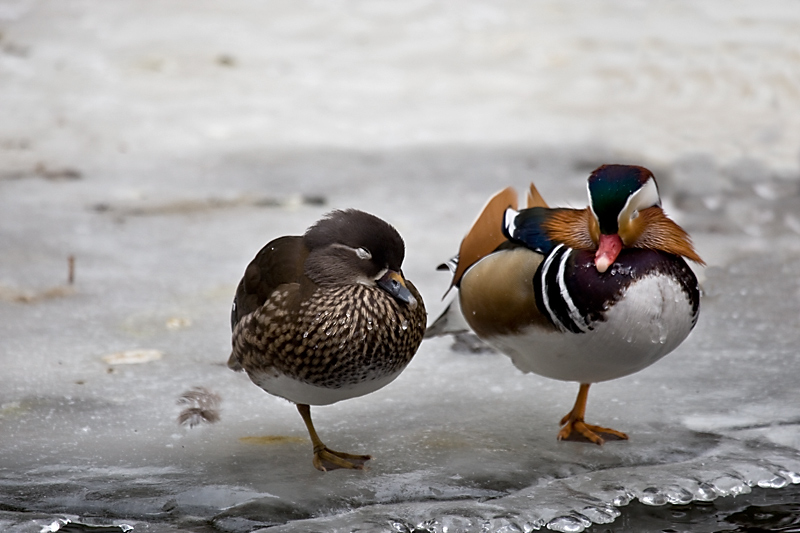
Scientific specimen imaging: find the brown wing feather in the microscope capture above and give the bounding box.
[449,186,519,291]
[232,236,309,328]
[525,182,549,208]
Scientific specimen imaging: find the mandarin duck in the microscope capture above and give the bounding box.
[228,209,426,470]
[432,164,703,444]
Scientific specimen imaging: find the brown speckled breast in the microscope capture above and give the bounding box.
[232,282,426,389]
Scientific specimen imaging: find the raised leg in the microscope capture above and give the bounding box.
[296,403,371,471]
[557,383,629,445]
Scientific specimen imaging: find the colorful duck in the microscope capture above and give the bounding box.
[433,164,703,444]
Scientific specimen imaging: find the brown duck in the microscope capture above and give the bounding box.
[229,209,426,470]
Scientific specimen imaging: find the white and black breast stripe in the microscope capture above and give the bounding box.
[534,245,593,334]
[534,246,700,335]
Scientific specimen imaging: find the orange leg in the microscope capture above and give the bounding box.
[557,383,629,445]
[297,404,371,471]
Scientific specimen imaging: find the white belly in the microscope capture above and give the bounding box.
[486,274,696,383]
[249,368,404,406]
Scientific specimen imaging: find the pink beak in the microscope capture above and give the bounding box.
[595,234,623,273]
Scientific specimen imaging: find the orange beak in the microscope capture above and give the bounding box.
[595,234,623,273]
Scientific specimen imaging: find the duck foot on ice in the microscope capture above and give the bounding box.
[313,445,372,471]
[556,383,629,445]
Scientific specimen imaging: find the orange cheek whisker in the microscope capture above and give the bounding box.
[634,208,705,265]
[541,208,596,251]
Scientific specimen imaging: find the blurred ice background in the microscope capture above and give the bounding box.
[1,1,800,531]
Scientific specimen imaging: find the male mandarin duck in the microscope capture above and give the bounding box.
[432,164,703,444]
[229,209,426,470]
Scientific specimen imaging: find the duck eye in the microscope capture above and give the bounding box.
[355,247,372,260]
[630,210,639,220]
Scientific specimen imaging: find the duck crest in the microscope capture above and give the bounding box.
[587,164,658,234]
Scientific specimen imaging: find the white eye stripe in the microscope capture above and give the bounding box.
[618,178,660,227]
[330,243,372,260]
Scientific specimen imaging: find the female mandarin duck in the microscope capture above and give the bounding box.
[434,164,703,444]
[229,210,426,470]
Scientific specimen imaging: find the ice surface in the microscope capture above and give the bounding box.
[4,154,800,533]
[2,1,800,532]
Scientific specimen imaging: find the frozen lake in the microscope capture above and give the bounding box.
[2,1,800,532]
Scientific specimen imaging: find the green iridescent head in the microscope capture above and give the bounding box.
[587,165,661,235]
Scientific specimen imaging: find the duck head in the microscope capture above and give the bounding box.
[585,164,704,272]
[303,209,418,309]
